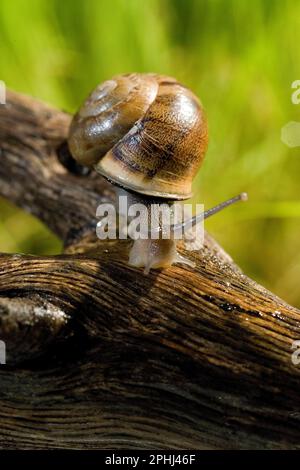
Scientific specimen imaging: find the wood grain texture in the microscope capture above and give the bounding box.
[0,90,300,450]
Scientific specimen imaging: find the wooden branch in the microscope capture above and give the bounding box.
[0,90,300,450]
[0,91,115,245]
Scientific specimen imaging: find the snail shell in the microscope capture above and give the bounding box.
[68,73,208,200]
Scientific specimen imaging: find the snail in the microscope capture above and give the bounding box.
[68,73,247,273]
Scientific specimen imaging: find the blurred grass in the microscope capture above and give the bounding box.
[0,0,299,306]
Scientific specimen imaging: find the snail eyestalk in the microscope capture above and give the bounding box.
[171,192,248,235]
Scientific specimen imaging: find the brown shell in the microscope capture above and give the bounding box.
[68,73,208,200]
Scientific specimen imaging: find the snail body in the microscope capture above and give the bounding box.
[114,187,196,273]
[69,73,246,272]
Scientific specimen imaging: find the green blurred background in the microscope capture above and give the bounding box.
[0,0,299,306]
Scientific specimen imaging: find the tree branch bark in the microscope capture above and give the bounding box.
[0,90,300,450]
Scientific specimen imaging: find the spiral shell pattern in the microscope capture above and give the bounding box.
[69,73,208,199]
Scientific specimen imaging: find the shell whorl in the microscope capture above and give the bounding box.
[68,73,208,199]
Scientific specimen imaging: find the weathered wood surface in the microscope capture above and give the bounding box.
[0,90,300,450]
